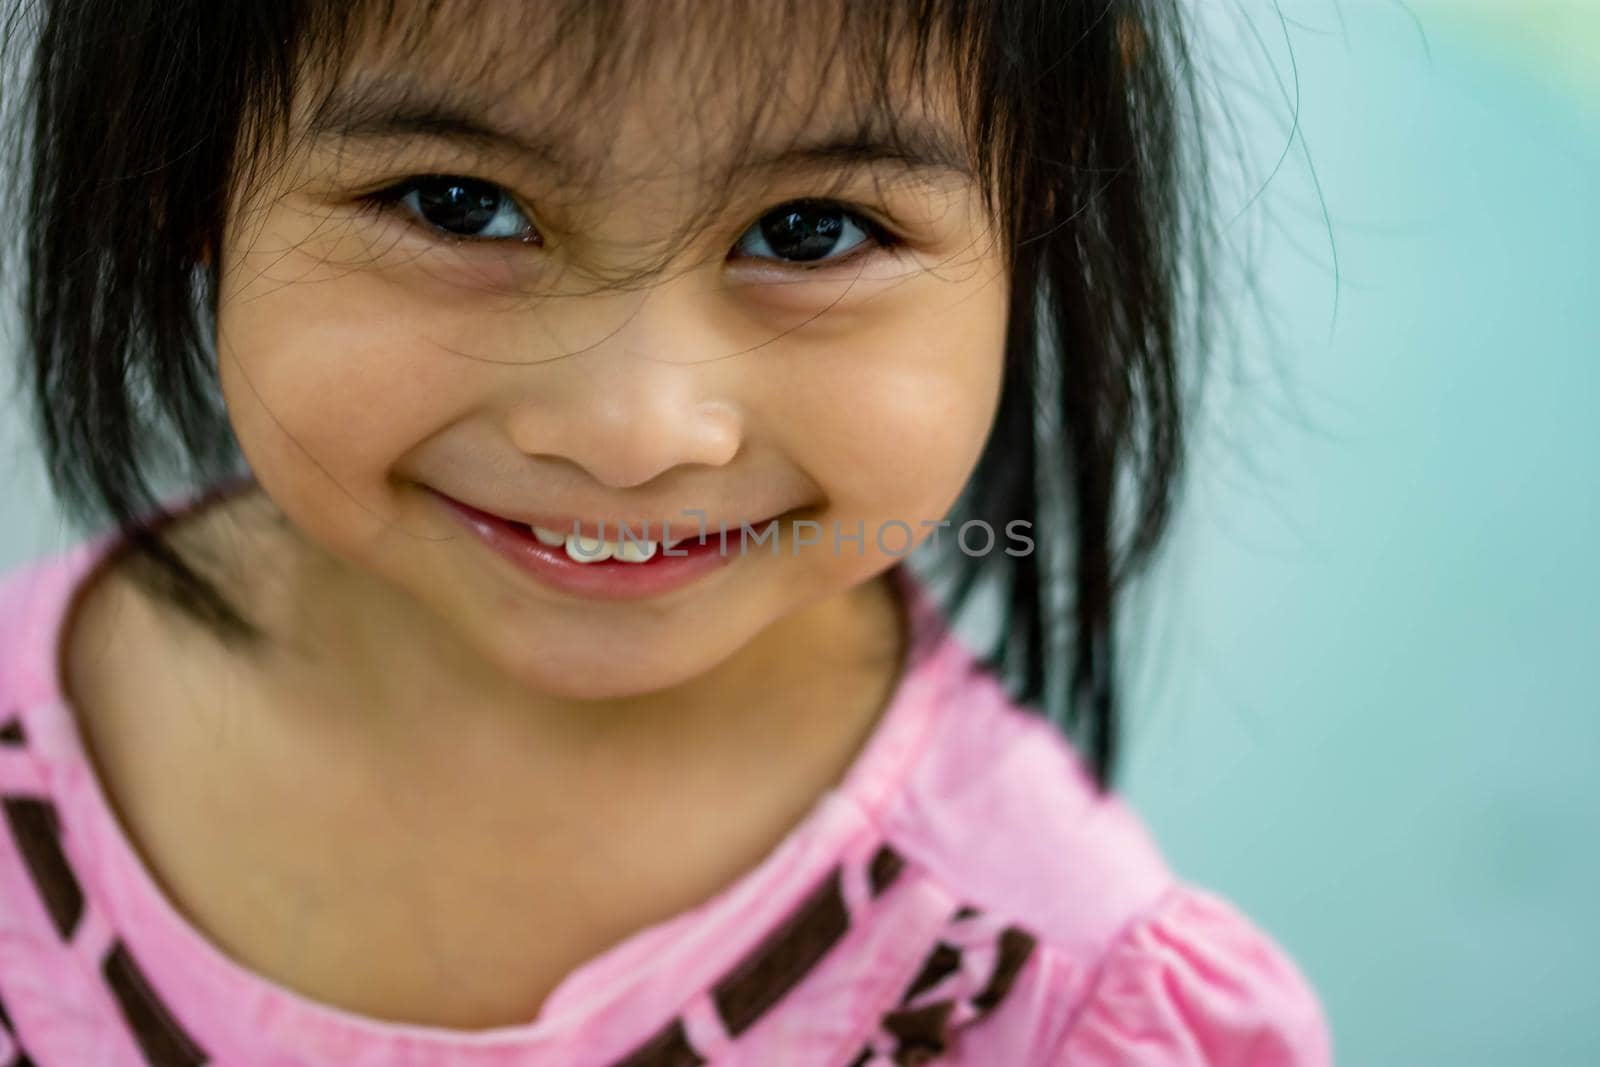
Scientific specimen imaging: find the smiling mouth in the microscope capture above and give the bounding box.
[435,487,820,599]
[500,517,699,564]
[440,491,806,565]
[505,513,808,563]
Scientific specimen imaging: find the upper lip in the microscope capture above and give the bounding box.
[442,492,790,543]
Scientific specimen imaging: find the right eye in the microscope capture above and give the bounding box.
[370,175,541,244]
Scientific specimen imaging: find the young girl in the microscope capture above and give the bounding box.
[0,1,1331,1064]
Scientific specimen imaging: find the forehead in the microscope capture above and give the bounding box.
[295,0,975,194]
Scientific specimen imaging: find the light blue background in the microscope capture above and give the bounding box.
[2,4,1596,1065]
[1117,4,1599,1067]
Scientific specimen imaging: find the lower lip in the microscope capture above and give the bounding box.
[433,491,767,602]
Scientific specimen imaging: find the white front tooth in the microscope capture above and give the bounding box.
[531,525,567,547]
[566,532,614,562]
[615,538,658,563]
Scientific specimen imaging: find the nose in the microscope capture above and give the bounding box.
[501,296,745,489]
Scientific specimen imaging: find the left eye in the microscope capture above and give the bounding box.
[381,175,538,242]
[732,199,894,267]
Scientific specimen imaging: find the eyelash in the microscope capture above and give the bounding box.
[359,175,540,246]
[356,174,905,271]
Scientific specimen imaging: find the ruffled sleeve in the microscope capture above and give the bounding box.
[1051,885,1332,1066]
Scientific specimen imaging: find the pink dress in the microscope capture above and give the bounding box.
[0,517,1332,1066]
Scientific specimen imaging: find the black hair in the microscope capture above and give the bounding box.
[3,0,1220,791]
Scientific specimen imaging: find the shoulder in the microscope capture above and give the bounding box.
[872,649,1332,1064]
[0,540,107,713]
[0,540,125,1063]
[877,650,1173,956]
[0,481,254,712]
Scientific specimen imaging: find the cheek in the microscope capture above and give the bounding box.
[779,287,1008,521]
[215,241,478,538]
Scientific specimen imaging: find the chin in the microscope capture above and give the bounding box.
[514,665,708,703]
[490,633,734,703]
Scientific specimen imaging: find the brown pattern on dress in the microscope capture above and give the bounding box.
[867,844,904,896]
[1,984,39,1066]
[712,864,851,1036]
[2,717,210,1066]
[102,943,209,1067]
[3,710,1027,1067]
[607,844,910,1065]
[2,796,83,940]
[843,904,1039,1066]
[880,1000,957,1062]
[901,942,962,1002]
[0,714,25,746]
[971,927,1035,1013]
[607,1018,705,1067]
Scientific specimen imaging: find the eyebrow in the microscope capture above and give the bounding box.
[307,76,975,183]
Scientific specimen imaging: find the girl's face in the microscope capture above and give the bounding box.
[215,14,1009,700]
